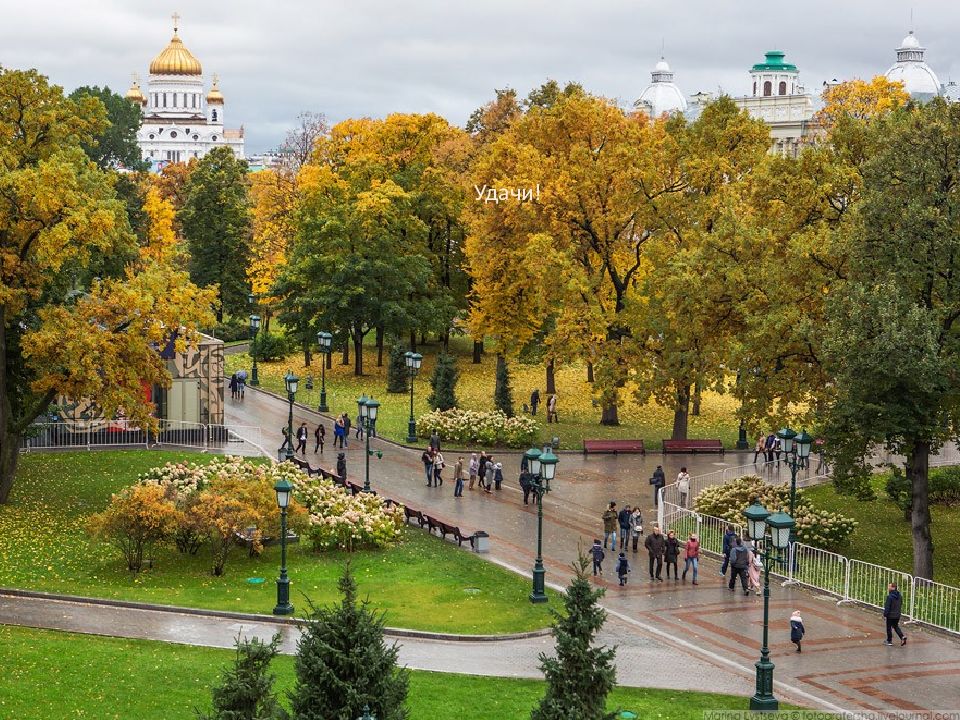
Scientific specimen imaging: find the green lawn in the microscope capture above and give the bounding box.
[227,336,741,450]
[0,451,554,634]
[804,476,960,586]
[0,625,775,720]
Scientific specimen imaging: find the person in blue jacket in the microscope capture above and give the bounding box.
[720,525,737,576]
[790,610,805,653]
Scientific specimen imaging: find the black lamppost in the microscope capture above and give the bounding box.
[356,395,381,492]
[775,427,813,541]
[743,501,795,712]
[283,371,298,462]
[316,331,332,412]
[736,371,749,450]
[525,446,559,604]
[272,477,294,616]
[249,314,261,386]
[403,351,423,443]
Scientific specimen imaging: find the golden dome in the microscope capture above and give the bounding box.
[206,75,224,103]
[149,30,202,76]
[125,77,146,104]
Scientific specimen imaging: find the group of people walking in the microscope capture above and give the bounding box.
[421,444,503,499]
[228,370,248,400]
[283,410,363,457]
[527,389,559,423]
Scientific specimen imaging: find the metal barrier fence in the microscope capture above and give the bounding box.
[19,422,149,450]
[156,420,207,450]
[842,559,915,616]
[912,578,960,635]
[786,542,849,599]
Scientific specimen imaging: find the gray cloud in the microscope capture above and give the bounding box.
[2,0,956,152]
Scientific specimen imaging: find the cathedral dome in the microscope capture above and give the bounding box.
[885,31,940,98]
[206,76,224,104]
[125,79,146,104]
[637,57,687,117]
[150,31,202,75]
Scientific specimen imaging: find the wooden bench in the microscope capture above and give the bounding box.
[404,506,427,527]
[427,516,476,548]
[662,439,725,455]
[583,439,645,455]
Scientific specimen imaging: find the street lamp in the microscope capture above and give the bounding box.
[357,395,381,492]
[404,351,423,443]
[743,501,795,712]
[283,371,299,462]
[249,314,261,386]
[316,331,333,412]
[272,477,295,616]
[526,446,558,604]
[775,427,812,540]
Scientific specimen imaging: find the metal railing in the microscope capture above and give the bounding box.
[912,577,960,635]
[785,542,849,599]
[842,560,915,616]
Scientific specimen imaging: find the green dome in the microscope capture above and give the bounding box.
[751,50,798,72]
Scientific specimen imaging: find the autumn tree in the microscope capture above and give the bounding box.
[282,111,328,171]
[141,185,178,263]
[68,85,147,171]
[0,68,215,503]
[180,147,251,323]
[248,168,296,332]
[86,484,177,572]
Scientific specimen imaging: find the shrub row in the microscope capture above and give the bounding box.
[416,408,538,448]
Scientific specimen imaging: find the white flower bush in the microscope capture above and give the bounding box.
[293,475,404,551]
[416,408,538,447]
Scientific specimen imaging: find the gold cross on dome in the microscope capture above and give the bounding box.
[172,12,181,32]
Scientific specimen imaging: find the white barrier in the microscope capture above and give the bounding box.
[19,422,149,450]
[156,419,207,450]
[911,577,960,636]
[842,559,914,617]
[786,542,849,599]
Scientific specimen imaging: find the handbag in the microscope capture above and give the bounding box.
[753,556,763,569]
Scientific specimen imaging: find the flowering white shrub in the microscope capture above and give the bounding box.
[416,408,538,447]
[293,475,404,551]
[138,456,304,502]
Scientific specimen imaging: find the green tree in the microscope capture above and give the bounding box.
[386,344,408,393]
[69,85,147,171]
[199,633,288,720]
[289,565,408,720]
[494,353,514,417]
[427,352,458,410]
[180,147,251,323]
[531,554,616,720]
[822,99,960,580]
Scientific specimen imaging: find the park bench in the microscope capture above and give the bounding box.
[582,439,645,455]
[235,528,300,556]
[661,439,725,455]
[428,517,477,548]
[292,458,310,472]
[404,506,428,527]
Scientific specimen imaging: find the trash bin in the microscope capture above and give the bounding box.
[473,530,490,554]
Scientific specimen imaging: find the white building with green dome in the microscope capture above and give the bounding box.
[733,50,815,156]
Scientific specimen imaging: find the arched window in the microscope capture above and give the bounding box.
[778,81,787,95]
[753,81,757,96]
[763,81,772,97]
[211,109,218,122]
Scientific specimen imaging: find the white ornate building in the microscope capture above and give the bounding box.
[126,15,244,168]
[884,31,941,100]
[636,58,687,117]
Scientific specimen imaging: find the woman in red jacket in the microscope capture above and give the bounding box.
[682,532,700,585]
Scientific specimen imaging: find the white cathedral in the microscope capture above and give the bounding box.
[125,15,244,168]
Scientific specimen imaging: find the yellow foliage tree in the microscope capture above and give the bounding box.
[141,185,177,262]
[87,484,178,572]
[247,168,296,326]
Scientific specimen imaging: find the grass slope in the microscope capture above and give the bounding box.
[0,625,768,720]
[0,451,553,633]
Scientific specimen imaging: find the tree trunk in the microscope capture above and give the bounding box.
[472,340,482,364]
[442,328,449,353]
[672,383,691,440]
[303,342,312,367]
[353,329,364,377]
[0,432,20,505]
[546,358,556,395]
[587,362,594,383]
[326,350,332,369]
[410,331,417,354]
[419,333,426,346]
[600,402,619,426]
[691,381,701,416]
[906,439,934,579]
[341,341,349,366]
[376,326,384,367]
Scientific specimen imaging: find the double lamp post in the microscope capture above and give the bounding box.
[774,427,813,540]
[523,446,559,604]
[356,394,382,493]
[403,351,423,443]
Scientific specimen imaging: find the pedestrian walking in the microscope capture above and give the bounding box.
[753,435,764,464]
[478,451,489,486]
[229,373,239,400]
[314,423,325,454]
[483,459,495,493]
[764,432,777,463]
[617,552,631,586]
[682,532,700,584]
[883,582,907,646]
[530,388,541,416]
[236,369,247,399]
[617,505,632,551]
[790,610,805,653]
[342,413,351,447]
[720,524,737,576]
[334,416,345,449]
[650,465,666,508]
[546,393,558,423]
[520,470,533,504]
[602,502,618,550]
[493,462,503,490]
[468,453,479,490]
[645,526,665,581]
[728,537,751,594]
[630,507,644,552]
[296,422,308,456]
[747,543,763,596]
[355,409,364,440]
[336,452,346,480]
[590,539,605,576]
[421,448,434,486]
[429,429,440,452]
[676,467,690,508]
[453,456,464,497]
[664,530,681,579]
[433,451,445,486]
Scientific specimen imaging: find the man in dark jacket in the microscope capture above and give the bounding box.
[720,525,737,576]
[883,582,907,646]
[728,537,750,594]
[644,526,666,581]
[519,471,533,504]
[651,465,666,508]
[617,505,632,551]
[530,388,540,415]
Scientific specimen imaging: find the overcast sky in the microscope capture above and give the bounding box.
[2,0,958,153]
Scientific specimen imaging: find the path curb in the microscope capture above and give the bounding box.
[0,587,551,642]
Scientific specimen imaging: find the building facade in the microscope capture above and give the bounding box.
[126,15,244,169]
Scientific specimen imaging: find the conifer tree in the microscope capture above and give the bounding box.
[531,555,617,720]
[427,352,459,410]
[494,353,514,417]
[386,344,408,393]
[199,633,288,720]
[290,565,408,720]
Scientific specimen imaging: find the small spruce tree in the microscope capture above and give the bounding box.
[198,633,288,720]
[386,344,408,394]
[530,554,617,720]
[289,564,408,720]
[494,353,514,417]
[427,352,459,410]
